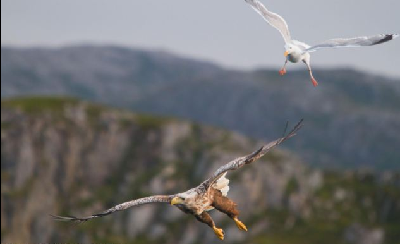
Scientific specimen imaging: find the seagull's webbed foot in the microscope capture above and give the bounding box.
[311,77,318,87]
[233,217,248,231]
[213,226,225,240]
[279,68,287,76]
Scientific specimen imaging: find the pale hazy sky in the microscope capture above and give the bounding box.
[2,0,400,78]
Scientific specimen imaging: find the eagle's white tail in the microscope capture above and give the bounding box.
[213,173,230,196]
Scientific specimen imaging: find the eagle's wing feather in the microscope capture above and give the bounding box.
[203,120,303,189]
[306,34,398,53]
[51,195,173,222]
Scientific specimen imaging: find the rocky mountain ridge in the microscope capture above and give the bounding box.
[1,97,399,244]
[2,46,400,169]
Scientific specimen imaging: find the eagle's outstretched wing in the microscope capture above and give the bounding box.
[51,195,173,222]
[245,0,292,43]
[306,34,398,53]
[202,119,303,189]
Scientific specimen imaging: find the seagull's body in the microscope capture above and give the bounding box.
[245,0,398,87]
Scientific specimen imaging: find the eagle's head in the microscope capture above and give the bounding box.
[170,190,203,214]
[170,196,186,206]
[170,191,195,207]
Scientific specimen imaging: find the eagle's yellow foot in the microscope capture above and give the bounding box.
[213,226,225,240]
[234,217,248,231]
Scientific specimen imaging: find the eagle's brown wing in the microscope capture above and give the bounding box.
[201,120,303,189]
[51,195,173,222]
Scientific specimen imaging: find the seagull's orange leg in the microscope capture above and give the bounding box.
[311,75,318,87]
[279,59,288,76]
[303,59,318,87]
[308,68,318,87]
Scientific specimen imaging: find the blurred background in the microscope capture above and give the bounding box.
[1,0,400,243]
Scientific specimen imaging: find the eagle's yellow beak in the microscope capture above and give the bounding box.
[284,51,289,57]
[170,197,184,205]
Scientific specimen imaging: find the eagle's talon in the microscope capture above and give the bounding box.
[213,226,225,240]
[279,68,286,76]
[234,217,248,231]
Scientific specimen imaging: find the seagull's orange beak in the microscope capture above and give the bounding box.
[284,51,289,57]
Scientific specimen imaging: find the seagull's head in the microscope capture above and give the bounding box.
[284,44,303,62]
[284,44,297,57]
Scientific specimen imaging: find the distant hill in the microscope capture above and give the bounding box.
[2,97,399,244]
[2,46,400,169]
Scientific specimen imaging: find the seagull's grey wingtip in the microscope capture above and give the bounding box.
[373,34,399,45]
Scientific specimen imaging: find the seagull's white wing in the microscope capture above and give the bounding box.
[245,0,291,43]
[51,195,173,222]
[306,34,399,52]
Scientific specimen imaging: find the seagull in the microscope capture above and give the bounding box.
[245,0,399,87]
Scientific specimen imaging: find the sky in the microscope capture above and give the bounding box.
[2,0,400,78]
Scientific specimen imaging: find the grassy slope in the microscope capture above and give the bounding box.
[1,97,399,244]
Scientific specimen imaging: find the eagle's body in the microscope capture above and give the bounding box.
[175,186,215,215]
[175,173,230,215]
[52,121,303,240]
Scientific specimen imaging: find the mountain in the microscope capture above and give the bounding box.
[2,46,400,169]
[1,97,399,244]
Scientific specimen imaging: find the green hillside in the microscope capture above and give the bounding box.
[2,97,399,244]
[2,46,400,169]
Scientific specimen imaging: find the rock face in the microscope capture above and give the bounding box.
[344,223,384,244]
[2,46,400,169]
[1,97,399,244]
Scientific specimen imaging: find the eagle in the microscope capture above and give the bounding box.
[52,120,303,240]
